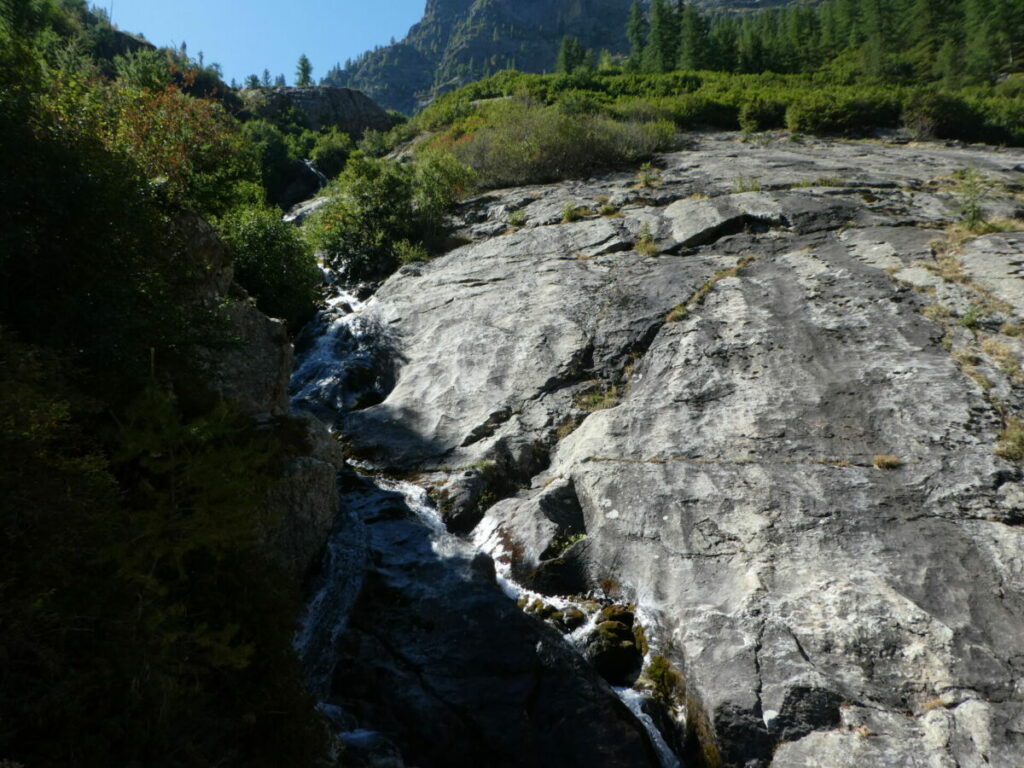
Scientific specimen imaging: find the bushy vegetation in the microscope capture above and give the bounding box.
[215,205,320,328]
[303,151,474,280]
[432,96,675,189]
[0,3,330,765]
[415,68,1024,147]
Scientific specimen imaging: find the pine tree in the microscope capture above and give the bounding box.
[626,1,649,72]
[295,54,313,87]
[245,73,260,89]
[556,35,588,73]
[275,74,286,87]
[646,0,679,73]
[261,68,271,87]
[678,2,708,70]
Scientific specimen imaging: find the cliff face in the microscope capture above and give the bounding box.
[310,135,1024,766]
[326,0,634,113]
[324,0,811,113]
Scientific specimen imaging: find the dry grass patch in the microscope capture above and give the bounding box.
[872,454,903,470]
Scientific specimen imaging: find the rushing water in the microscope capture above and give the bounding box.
[290,284,683,767]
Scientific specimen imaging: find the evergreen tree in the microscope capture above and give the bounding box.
[261,68,271,87]
[275,73,286,87]
[646,0,679,73]
[556,35,589,73]
[626,1,649,72]
[295,54,313,87]
[245,73,260,89]
[678,2,708,70]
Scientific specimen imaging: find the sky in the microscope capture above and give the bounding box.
[108,1,427,86]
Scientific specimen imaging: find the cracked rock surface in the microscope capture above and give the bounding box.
[338,134,1024,766]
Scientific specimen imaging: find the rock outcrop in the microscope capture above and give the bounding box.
[242,86,399,134]
[334,134,1024,766]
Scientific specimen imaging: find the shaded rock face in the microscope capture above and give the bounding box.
[339,135,1024,766]
[312,478,661,768]
[167,214,342,581]
[243,86,399,134]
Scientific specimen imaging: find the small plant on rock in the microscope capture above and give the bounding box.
[996,418,1024,461]
[637,162,660,189]
[636,222,658,256]
[734,174,763,193]
[562,202,588,223]
[508,209,528,228]
[953,168,994,232]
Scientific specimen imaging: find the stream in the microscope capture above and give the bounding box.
[290,284,682,768]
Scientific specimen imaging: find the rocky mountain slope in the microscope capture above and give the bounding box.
[302,134,1024,766]
[324,0,802,113]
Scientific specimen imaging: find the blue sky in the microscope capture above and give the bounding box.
[108,1,426,86]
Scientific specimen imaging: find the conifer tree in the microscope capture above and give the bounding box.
[261,68,271,87]
[678,2,708,70]
[626,1,649,72]
[556,35,589,73]
[646,0,679,73]
[295,54,313,87]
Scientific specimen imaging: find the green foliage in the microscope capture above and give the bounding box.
[739,96,786,133]
[295,53,313,87]
[557,35,591,74]
[953,167,995,231]
[647,654,683,704]
[0,10,330,765]
[0,331,326,767]
[304,151,473,280]
[215,205,320,328]
[310,126,354,178]
[442,96,676,189]
[113,47,173,91]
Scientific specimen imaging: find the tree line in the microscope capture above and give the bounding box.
[557,0,1024,85]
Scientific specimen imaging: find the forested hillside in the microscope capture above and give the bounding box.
[323,0,1023,113]
[0,2,330,765]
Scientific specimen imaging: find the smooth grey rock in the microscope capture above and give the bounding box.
[334,136,1024,766]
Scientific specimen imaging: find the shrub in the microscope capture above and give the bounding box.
[309,126,353,179]
[739,97,786,133]
[785,91,900,136]
[449,97,675,189]
[215,205,319,328]
[303,152,472,281]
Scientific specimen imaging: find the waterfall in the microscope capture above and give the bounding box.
[291,280,684,766]
[304,158,328,188]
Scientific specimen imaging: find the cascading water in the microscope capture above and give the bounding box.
[304,158,329,188]
[291,281,684,767]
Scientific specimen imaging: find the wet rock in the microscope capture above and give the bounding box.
[325,481,660,768]
[552,607,587,633]
[584,620,644,686]
[328,135,1024,766]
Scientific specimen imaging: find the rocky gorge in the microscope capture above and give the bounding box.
[292,134,1024,767]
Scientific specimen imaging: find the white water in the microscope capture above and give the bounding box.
[291,283,683,765]
[304,158,328,188]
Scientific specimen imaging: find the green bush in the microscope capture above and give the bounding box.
[309,126,353,179]
[215,205,320,328]
[303,152,473,280]
[448,97,676,189]
[785,91,900,135]
[739,96,786,132]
